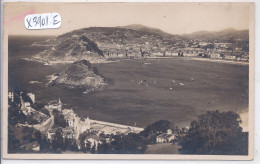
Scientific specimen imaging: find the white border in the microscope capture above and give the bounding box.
[1,0,259,163]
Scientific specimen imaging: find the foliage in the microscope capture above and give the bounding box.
[92,67,99,75]
[140,120,172,144]
[63,138,78,152]
[8,102,27,125]
[107,133,147,154]
[31,102,45,111]
[39,108,50,117]
[97,142,112,154]
[174,127,188,143]
[178,110,248,155]
[51,128,64,153]
[21,91,33,104]
[53,109,69,128]
[21,127,35,143]
[8,127,22,153]
[26,114,39,125]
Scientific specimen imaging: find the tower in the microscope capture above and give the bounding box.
[85,117,90,130]
[58,98,62,111]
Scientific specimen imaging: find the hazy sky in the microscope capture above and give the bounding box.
[4,2,251,36]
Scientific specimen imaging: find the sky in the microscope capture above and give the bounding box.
[4,2,251,36]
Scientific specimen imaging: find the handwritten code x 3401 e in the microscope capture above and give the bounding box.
[24,13,61,30]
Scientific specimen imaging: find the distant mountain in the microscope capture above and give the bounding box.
[31,25,249,63]
[182,28,249,41]
[118,24,173,37]
[49,60,104,90]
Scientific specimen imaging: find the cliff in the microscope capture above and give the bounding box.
[33,35,104,63]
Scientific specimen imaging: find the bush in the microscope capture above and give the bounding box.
[39,108,50,117]
[53,109,68,128]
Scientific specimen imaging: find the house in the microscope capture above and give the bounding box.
[156,133,176,143]
[47,128,57,140]
[84,134,104,150]
[224,55,236,60]
[210,53,222,59]
[156,129,176,143]
[199,42,211,46]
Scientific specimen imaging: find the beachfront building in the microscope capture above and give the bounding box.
[210,53,222,59]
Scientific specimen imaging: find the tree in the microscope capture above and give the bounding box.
[27,114,39,125]
[39,108,50,117]
[91,142,96,154]
[97,142,112,154]
[8,127,21,153]
[21,127,35,143]
[110,133,147,154]
[85,141,92,153]
[178,110,248,155]
[39,135,51,153]
[53,109,68,128]
[63,138,78,152]
[51,128,64,153]
[31,102,45,111]
[8,103,27,125]
[21,91,33,104]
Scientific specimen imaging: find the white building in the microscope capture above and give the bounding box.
[156,129,176,143]
[83,134,104,150]
[48,98,62,111]
[8,91,14,102]
[62,108,91,139]
[210,53,222,59]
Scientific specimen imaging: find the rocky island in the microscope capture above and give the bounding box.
[48,60,104,92]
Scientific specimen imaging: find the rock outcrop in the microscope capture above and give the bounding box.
[49,60,104,90]
[33,35,104,63]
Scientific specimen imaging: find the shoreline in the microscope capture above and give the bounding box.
[144,56,249,66]
[22,55,249,67]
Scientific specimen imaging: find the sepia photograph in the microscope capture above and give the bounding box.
[2,2,254,160]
